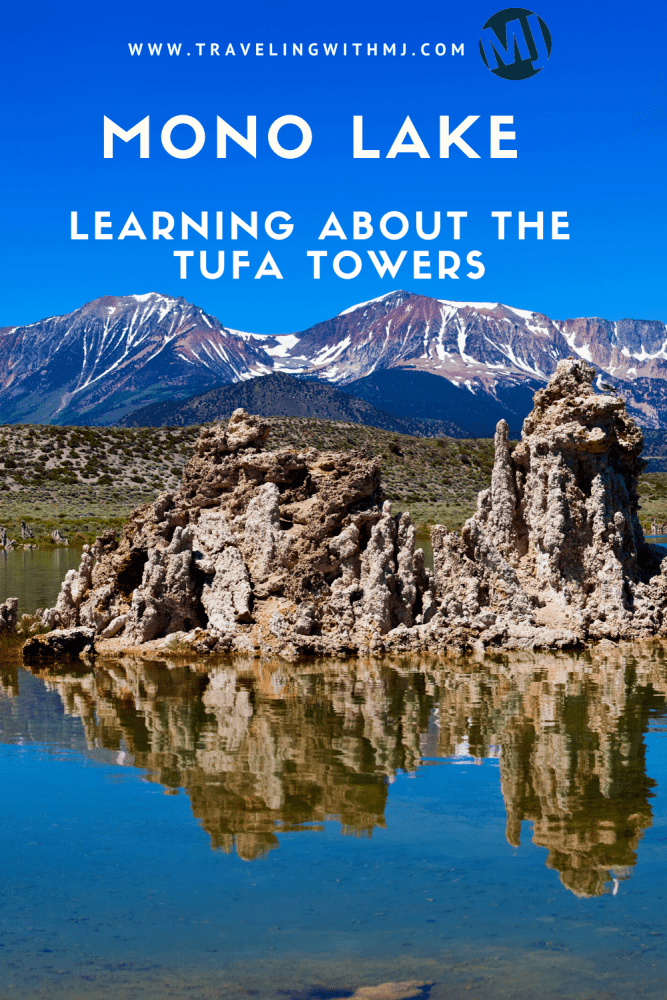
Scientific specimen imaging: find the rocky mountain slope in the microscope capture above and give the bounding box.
[640,429,667,472]
[3,289,667,430]
[273,291,560,390]
[119,371,465,438]
[0,293,272,425]
[271,291,667,429]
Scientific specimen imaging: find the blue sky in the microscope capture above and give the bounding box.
[2,0,665,332]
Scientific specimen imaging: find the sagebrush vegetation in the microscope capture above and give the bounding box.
[1,417,665,545]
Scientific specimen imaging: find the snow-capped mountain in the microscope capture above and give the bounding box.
[2,289,667,428]
[266,290,667,428]
[0,293,272,424]
[270,290,565,393]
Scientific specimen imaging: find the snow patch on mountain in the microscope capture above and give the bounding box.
[438,299,500,310]
[561,326,594,363]
[264,334,301,357]
[630,340,667,362]
[507,305,537,320]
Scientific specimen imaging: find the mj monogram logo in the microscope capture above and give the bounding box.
[479,8,552,80]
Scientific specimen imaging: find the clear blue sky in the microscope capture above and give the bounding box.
[2,0,665,332]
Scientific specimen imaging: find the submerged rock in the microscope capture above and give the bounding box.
[29,370,667,659]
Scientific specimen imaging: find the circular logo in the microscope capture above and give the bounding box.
[479,8,552,80]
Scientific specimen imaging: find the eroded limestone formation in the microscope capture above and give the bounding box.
[34,407,434,658]
[429,358,667,646]
[29,361,667,657]
[0,598,18,634]
[23,626,95,662]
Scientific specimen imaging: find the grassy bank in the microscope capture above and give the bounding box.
[1,418,666,540]
[0,423,199,545]
[637,474,667,530]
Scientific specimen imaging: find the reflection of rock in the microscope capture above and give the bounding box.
[496,655,659,897]
[432,644,667,896]
[32,653,435,859]
[30,643,667,890]
[0,663,19,697]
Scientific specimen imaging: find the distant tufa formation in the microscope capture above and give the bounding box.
[22,360,667,660]
[0,598,18,635]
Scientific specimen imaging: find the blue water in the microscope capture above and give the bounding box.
[1,650,666,999]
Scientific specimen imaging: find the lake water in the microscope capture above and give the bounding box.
[1,556,667,999]
[0,546,84,617]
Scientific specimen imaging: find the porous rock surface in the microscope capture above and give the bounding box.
[429,358,667,648]
[29,365,667,659]
[0,598,18,634]
[22,626,95,662]
[34,407,433,658]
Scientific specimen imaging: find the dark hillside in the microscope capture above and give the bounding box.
[118,372,465,437]
[343,368,535,438]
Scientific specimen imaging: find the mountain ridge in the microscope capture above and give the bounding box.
[3,289,667,430]
[0,293,272,425]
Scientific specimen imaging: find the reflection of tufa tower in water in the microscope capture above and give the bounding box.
[432,647,666,897]
[33,655,432,861]
[498,667,657,897]
[25,645,667,891]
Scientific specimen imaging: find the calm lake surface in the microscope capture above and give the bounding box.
[0,546,84,617]
[1,555,666,999]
